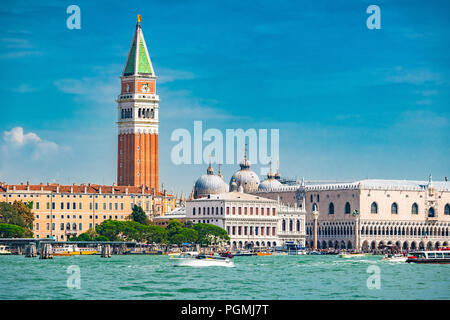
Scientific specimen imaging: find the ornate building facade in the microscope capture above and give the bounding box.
[253,176,450,251]
[0,182,175,240]
[117,16,159,191]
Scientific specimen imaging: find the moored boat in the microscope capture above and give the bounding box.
[406,250,450,264]
[256,252,272,256]
[0,245,12,255]
[53,245,97,256]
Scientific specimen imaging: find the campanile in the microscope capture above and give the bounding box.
[117,15,159,191]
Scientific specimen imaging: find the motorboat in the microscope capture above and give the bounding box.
[339,252,370,259]
[256,252,272,256]
[232,250,253,256]
[170,252,234,267]
[381,253,407,262]
[0,245,12,255]
[406,250,450,264]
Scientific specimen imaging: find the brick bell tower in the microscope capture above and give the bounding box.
[117,15,159,192]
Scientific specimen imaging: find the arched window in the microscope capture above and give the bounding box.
[282,220,286,231]
[428,207,435,217]
[297,220,300,232]
[371,202,378,214]
[289,220,293,231]
[328,203,334,214]
[72,223,77,230]
[411,203,418,215]
[312,203,318,211]
[445,204,450,215]
[391,203,398,214]
[193,208,196,215]
[66,223,71,230]
[345,202,351,214]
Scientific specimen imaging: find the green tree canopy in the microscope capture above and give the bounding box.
[0,201,35,237]
[129,205,150,225]
[193,223,230,246]
[170,227,198,245]
[0,223,26,238]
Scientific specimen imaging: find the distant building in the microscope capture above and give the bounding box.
[186,184,305,249]
[0,182,175,240]
[253,176,450,251]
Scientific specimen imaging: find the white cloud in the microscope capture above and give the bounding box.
[157,68,196,84]
[386,67,441,85]
[3,127,60,160]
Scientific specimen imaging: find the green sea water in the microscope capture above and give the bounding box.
[0,255,448,300]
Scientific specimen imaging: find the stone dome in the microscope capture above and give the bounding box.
[259,166,282,191]
[229,155,260,193]
[194,164,228,199]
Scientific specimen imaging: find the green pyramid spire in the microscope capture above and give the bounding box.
[123,17,154,77]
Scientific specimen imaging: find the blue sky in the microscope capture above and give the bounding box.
[0,0,449,195]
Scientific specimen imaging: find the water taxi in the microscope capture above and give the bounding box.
[339,252,370,259]
[381,253,407,262]
[406,250,450,264]
[53,245,97,256]
[170,252,234,267]
[232,250,253,257]
[0,245,12,255]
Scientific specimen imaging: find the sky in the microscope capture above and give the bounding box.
[0,0,449,196]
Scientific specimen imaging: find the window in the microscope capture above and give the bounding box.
[60,223,64,231]
[60,203,64,210]
[428,207,435,217]
[411,203,419,215]
[67,202,70,210]
[267,208,270,215]
[244,207,247,215]
[391,203,398,214]
[79,203,82,210]
[36,202,40,209]
[220,207,223,215]
[328,203,334,215]
[445,204,450,215]
[371,202,378,214]
[238,207,241,215]
[193,208,196,216]
[272,208,275,216]
[345,202,351,214]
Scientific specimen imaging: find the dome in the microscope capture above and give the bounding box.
[194,164,228,199]
[258,178,282,191]
[229,154,260,193]
[258,166,282,191]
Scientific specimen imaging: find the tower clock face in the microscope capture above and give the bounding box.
[141,83,149,93]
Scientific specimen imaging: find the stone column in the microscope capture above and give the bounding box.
[312,209,319,251]
[353,210,360,252]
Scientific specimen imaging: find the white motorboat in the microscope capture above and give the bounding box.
[340,252,370,259]
[381,254,407,262]
[170,252,235,267]
[0,245,12,255]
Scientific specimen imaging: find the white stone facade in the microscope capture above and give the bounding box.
[185,191,306,249]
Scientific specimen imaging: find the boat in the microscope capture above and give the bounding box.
[381,253,407,262]
[406,250,450,264]
[232,250,254,256]
[308,251,321,255]
[256,252,272,256]
[339,252,370,258]
[0,245,12,255]
[170,252,235,267]
[284,243,307,255]
[53,245,97,256]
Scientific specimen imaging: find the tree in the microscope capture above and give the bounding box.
[170,228,198,245]
[193,223,230,246]
[0,201,34,237]
[130,205,150,225]
[0,223,25,238]
[145,225,168,244]
[183,220,194,229]
[95,220,123,241]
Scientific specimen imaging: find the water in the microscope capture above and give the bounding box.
[0,255,448,299]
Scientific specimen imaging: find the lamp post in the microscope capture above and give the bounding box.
[352,209,360,253]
